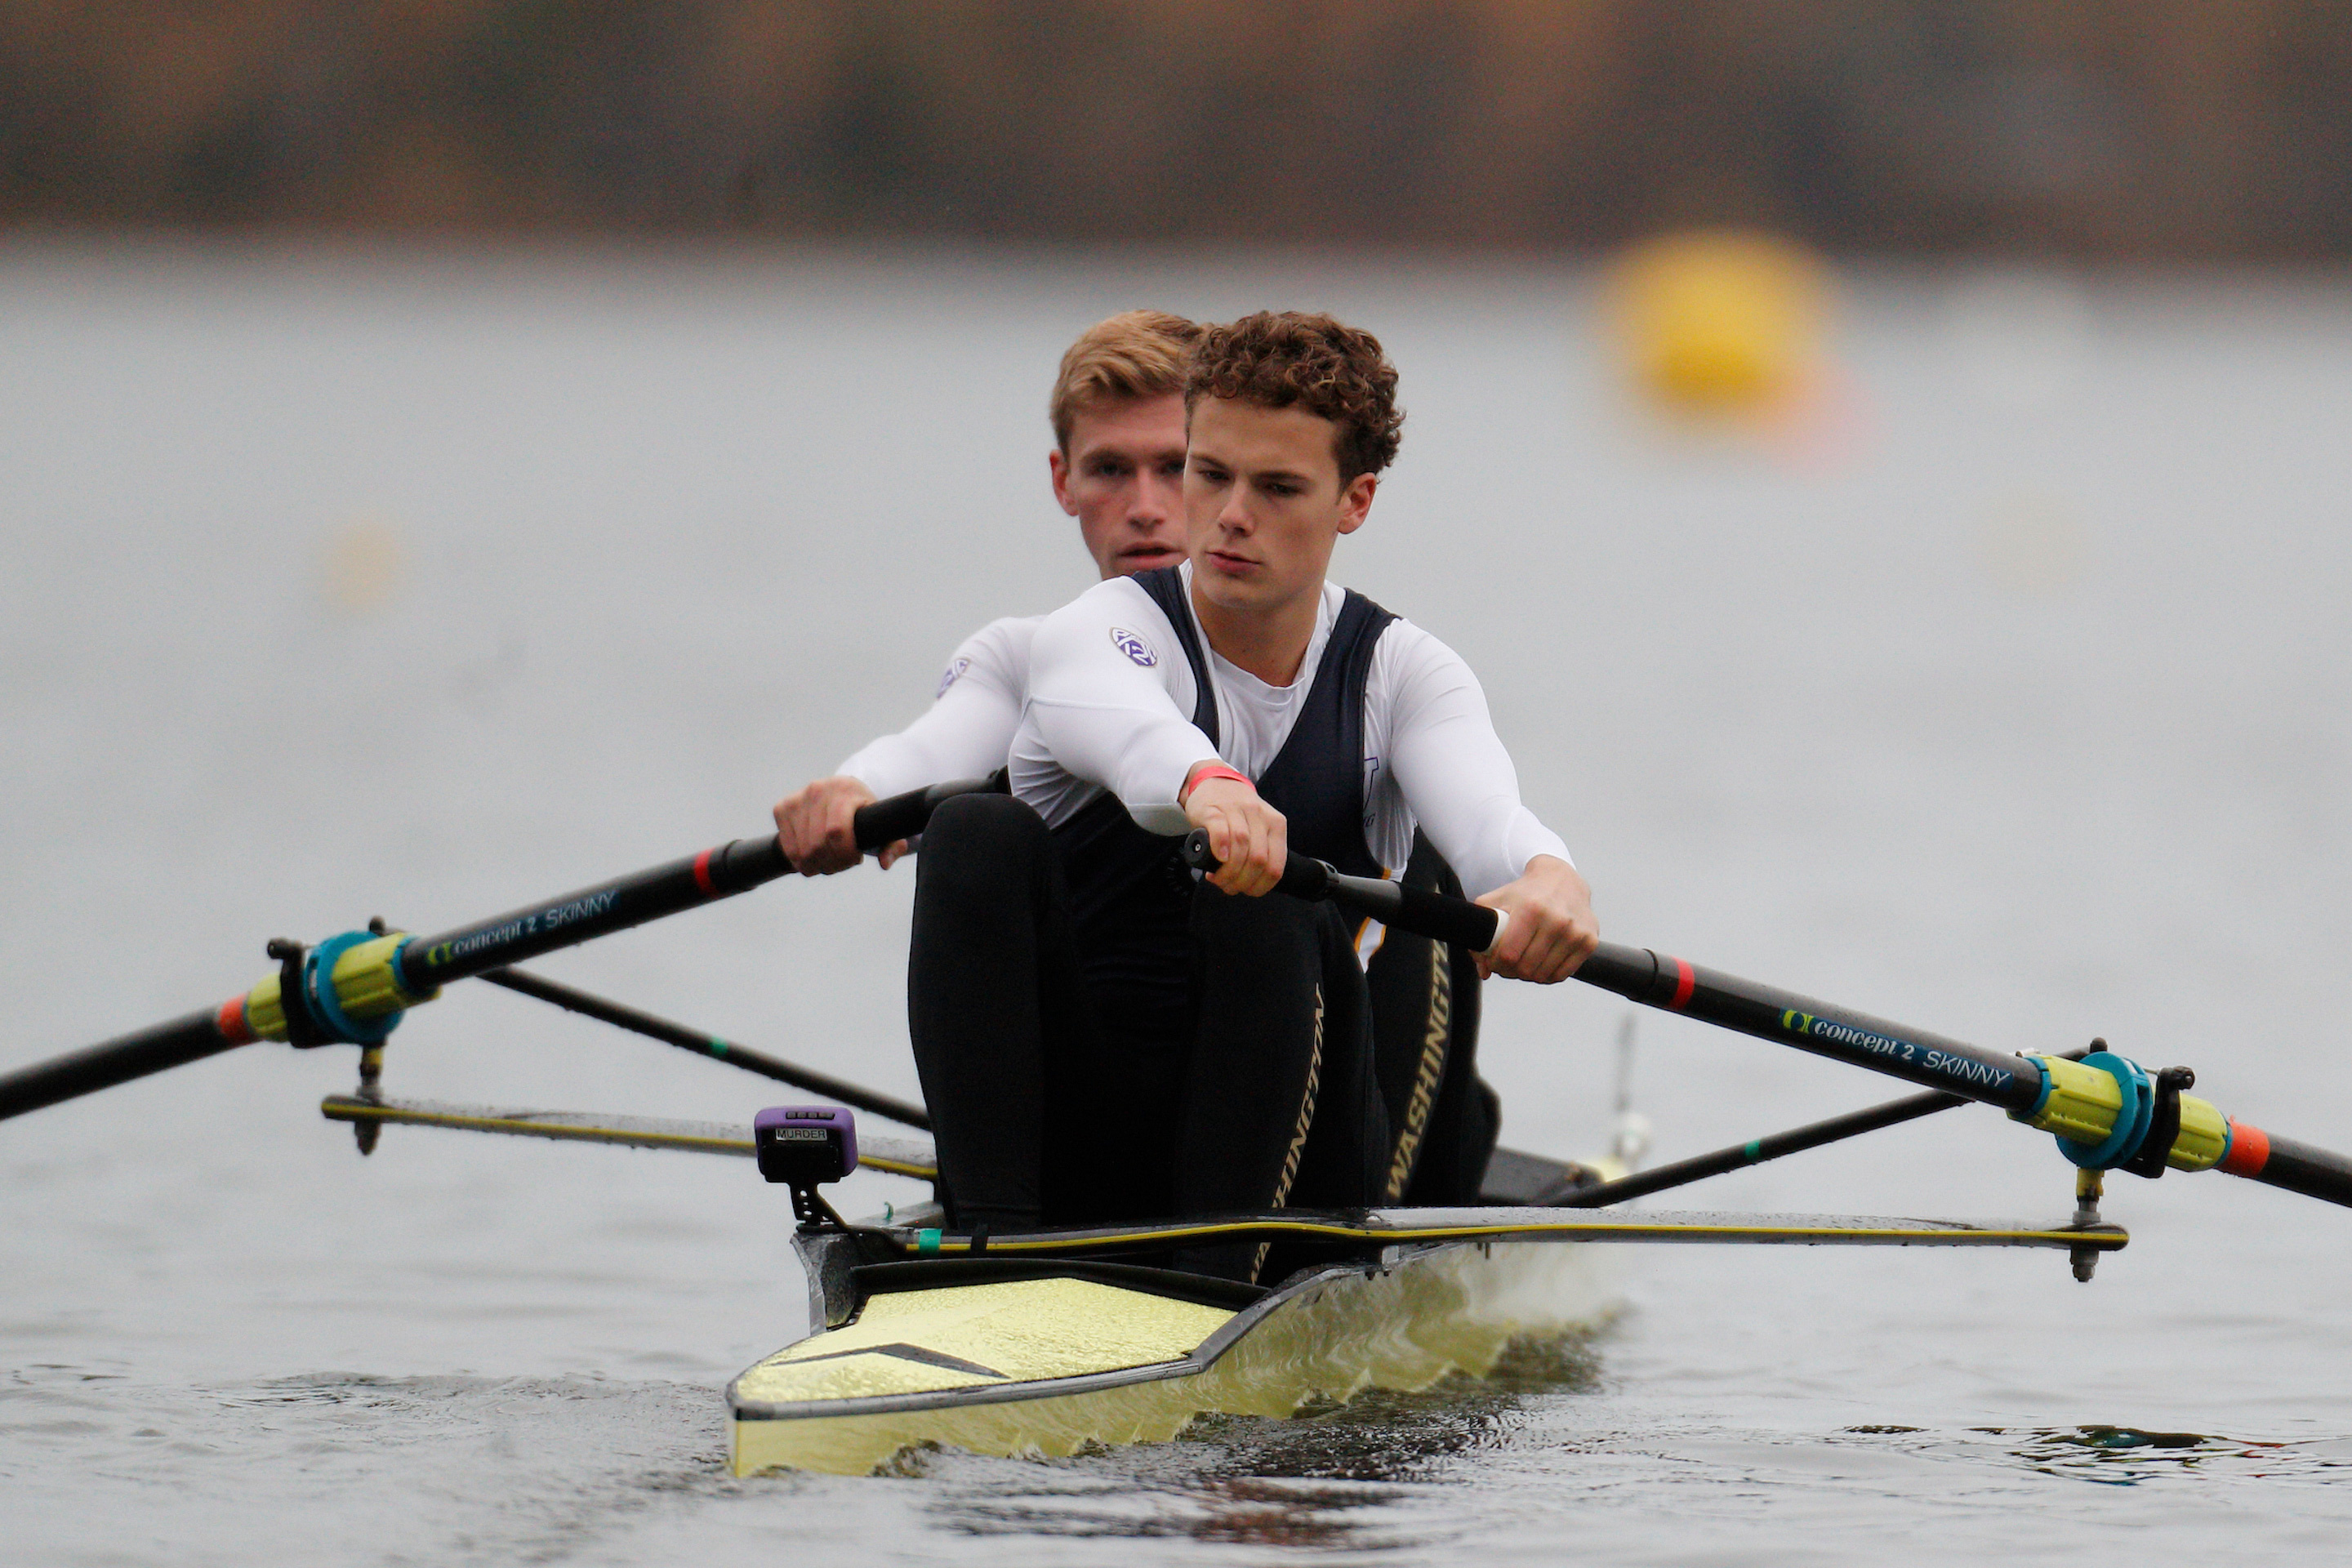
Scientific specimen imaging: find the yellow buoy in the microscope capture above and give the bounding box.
[1609,230,1826,416]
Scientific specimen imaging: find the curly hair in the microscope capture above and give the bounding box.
[1049,310,1203,450]
[1184,311,1405,483]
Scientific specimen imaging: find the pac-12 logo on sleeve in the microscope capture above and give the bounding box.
[936,657,971,697]
[1109,627,1157,667]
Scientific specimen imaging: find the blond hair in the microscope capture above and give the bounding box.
[1049,310,1202,449]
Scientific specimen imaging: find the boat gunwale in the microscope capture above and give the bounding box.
[853,1207,2129,1257]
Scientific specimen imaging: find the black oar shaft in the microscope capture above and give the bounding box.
[1575,942,2046,1112]
[1564,1045,2100,1209]
[401,776,993,991]
[1557,1088,1964,1208]
[1209,840,2352,1212]
[1,777,1001,1124]
[476,966,931,1130]
[1572,947,2352,1210]
[2225,1129,2352,1207]
[1200,839,2030,1110]
[399,837,785,991]
[0,1008,236,1120]
[1186,836,2038,1108]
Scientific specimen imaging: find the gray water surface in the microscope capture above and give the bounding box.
[5,243,2351,1564]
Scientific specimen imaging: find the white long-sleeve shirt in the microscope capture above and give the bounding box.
[1011,565,1570,899]
[836,617,1040,797]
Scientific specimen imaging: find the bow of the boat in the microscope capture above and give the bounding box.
[728,1225,1622,1477]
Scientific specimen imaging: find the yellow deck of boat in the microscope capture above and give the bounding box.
[729,1241,1616,1477]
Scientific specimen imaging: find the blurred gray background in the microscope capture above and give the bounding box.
[7,7,2352,1564]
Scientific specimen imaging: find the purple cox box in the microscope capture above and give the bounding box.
[753,1105,858,1184]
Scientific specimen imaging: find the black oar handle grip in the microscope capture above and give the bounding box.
[1177,829,1335,899]
[1379,875,1508,955]
[1178,831,1506,954]
[847,774,1006,855]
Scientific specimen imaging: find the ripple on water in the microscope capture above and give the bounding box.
[1960,1424,2352,1487]
[903,1331,1606,1552]
[4,1368,745,1566]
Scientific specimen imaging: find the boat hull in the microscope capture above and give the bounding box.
[728,1238,1617,1477]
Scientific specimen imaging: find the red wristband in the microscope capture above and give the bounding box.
[1182,763,1251,803]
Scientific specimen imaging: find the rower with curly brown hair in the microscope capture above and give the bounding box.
[904,311,1598,1278]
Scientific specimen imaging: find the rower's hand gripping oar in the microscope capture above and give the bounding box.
[0,777,1001,1122]
[1185,833,2352,1215]
[1177,831,1510,955]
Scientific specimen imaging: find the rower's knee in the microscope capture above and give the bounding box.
[924,791,1045,853]
[917,799,1049,893]
[1189,882,1339,969]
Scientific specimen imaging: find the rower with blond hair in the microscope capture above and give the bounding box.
[773,310,1521,1238]
[898,312,1597,1274]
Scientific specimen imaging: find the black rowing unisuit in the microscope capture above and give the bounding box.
[1050,564,1395,1007]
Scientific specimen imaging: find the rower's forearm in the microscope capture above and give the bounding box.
[1383,657,1572,896]
[1026,697,1208,832]
[839,684,1022,800]
[1390,748,1571,898]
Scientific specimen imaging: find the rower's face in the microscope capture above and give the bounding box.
[1183,397,1374,613]
[1050,394,1191,580]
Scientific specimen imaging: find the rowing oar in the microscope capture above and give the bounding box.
[1178,831,2352,1211]
[1555,1048,2097,1209]
[0,777,997,1122]
[470,966,929,1130]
